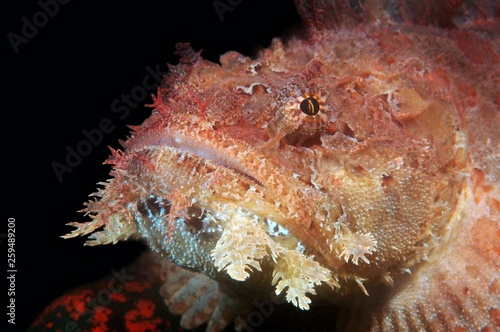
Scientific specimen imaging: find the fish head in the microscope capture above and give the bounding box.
[64,32,467,310]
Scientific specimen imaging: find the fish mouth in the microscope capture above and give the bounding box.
[127,124,299,233]
[126,125,335,300]
[125,124,336,267]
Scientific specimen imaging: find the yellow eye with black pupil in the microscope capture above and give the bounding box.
[300,97,320,116]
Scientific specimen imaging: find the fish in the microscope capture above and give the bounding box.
[62,0,500,331]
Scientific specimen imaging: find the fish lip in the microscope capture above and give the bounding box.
[126,126,331,264]
[126,127,264,187]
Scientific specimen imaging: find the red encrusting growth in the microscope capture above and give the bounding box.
[124,300,163,332]
[29,253,187,332]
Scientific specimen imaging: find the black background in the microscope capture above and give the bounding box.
[4,0,306,331]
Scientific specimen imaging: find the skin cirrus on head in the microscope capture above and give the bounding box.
[39,1,500,331]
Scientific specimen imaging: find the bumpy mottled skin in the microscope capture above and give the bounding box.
[57,1,499,331]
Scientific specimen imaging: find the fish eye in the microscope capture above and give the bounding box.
[300,97,320,116]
